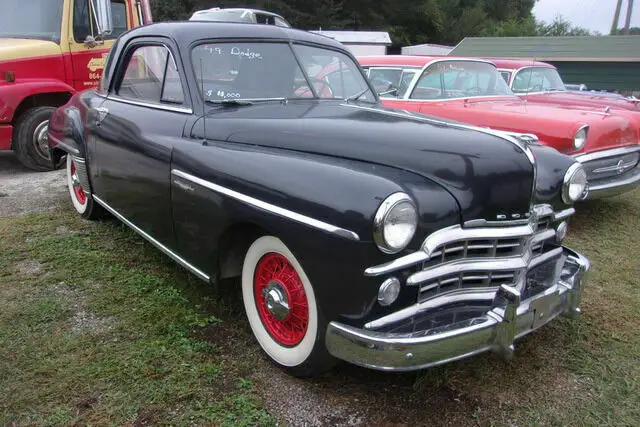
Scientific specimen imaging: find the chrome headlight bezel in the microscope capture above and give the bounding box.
[562,163,589,204]
[373,192,418,254]
[573,125,589,150]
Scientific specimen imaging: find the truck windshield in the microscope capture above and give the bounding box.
[192,42,375,103]
[0,0,63,43]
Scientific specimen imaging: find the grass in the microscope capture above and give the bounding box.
[1,190,639,426]
[0,209,274,426]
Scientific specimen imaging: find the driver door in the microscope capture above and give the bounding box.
[67,0,134,91]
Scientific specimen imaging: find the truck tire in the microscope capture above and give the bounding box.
[14,106,63,172]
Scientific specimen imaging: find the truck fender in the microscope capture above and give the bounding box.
[0,79,75,124]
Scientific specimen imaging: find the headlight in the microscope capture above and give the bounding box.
[373,192,418,254]
[562,163,589,204]
[573,126,588,150]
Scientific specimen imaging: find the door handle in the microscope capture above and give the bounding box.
[95,106,108,126]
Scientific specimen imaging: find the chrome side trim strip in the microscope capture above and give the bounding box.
[171,169,360,242]
[109,95,194,114]
[48,134,80,156]
[574,145,640,163]
[92,195,210,282]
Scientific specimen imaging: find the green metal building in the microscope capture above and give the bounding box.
[449,36,640,93]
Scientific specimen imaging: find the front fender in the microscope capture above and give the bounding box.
[0,79,75,123]
[171,141,461,324]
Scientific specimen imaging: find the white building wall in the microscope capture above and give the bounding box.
[343,44,387,56]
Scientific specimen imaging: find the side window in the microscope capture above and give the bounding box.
[500,71,511,84]
[74,0,128,43]
[118,45,185,105]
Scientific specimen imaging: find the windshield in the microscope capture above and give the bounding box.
[0,0,63,43]
[410,61,514,100]
[512,67,566,93]
[191,42,375,103]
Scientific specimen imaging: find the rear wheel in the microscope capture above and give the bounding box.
[242,236,335,377]
[13,106,64,171]
[66,156,103,220]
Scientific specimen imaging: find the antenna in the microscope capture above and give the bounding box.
[524,57,535,101]
[200,58,207,145]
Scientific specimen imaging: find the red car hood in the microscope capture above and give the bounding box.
[394,96,639,155]
[525,91,640,112]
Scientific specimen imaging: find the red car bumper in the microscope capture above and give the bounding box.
[0,124,12,150]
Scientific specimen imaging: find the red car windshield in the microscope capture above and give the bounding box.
[0,0,63,43]
[410,61,513,100]
[512,67,567,93]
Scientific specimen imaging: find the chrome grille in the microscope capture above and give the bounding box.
[364,204,574,309]
[583,151,640,181]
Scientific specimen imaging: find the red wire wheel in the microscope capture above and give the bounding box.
[254,252,309,347]
[70,162,87,205]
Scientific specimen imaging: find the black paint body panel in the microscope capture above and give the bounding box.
[47,22,579,326]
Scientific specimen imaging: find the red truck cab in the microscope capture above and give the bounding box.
[0,0,151,171]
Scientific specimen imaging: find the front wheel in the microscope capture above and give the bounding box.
[66,156,103,220]
[242,236,335,377]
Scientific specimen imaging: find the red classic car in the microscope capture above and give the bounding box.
[493,59,640,112]
[358,55,640,198]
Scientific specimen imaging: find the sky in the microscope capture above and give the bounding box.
[533,0,640,34]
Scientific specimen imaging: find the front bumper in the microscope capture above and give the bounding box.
[575,145,640,198]
[325,248,588,371]
[0,124,12,150]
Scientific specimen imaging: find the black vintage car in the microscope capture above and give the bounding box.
[48,22,590,377]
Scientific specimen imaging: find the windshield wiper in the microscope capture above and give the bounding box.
[206,97,287,106]
[345,88,371,103]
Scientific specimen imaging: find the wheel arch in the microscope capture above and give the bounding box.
[216,222,269,280]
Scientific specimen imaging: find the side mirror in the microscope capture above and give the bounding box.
[91,0,113,39]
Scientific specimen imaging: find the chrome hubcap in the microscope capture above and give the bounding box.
[262,281,290,320]
[33,121,50,160]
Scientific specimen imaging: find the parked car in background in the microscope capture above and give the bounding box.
[49,21,590,377]
[0,0,152,171]
[359,55,640,198]
[189,7,291,27]
[493,59,640,111]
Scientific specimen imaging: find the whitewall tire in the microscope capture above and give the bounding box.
[242,235,335,376]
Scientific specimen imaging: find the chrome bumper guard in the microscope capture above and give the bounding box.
[325,248,589,372]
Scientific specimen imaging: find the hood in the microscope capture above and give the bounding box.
[450,97,638,153]
[192,101,537,224]
[0,38,61,62]
[535,91,640,112]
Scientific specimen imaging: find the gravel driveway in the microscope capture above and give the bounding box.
[0,152,67,218]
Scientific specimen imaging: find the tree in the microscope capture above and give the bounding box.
[149,0,598,47]
[536,16,593,36]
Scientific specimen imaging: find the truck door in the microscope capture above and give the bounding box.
[68,0,134,91]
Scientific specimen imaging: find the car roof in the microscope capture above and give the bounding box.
[192,8,286,19]
[487,58,555,70]
[357,55,497,68]
[119,21,344,51]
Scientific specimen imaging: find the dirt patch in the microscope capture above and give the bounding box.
[52,282,119,334]
[0,152,67,218]
[16,260,44,276]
